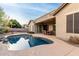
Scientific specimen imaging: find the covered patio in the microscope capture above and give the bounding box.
[35,17,56,35]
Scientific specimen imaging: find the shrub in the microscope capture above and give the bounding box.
[4,28,9,33]
[69,36,79,44]
[0,28,4,34]
[0,27,9,34]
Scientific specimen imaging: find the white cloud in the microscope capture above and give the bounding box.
[1,3,49,12]
[0,3,60,25]
[26,6,48,12]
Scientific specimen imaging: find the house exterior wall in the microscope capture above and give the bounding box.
[28,21,35,32]
[56,3,79,41]
[35,25,42,33]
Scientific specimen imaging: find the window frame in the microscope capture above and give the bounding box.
[74,12,79,33]
[66,12,79,34]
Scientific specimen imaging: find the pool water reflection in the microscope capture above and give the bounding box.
[7,34,53,50]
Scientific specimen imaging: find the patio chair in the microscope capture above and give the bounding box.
[47,30,55,35]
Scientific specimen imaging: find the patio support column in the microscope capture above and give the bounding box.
[41,25,43,33]
[38,25,40,33]
[36,25,40,33]
[35,25,38,33]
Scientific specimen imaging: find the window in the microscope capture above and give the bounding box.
[66,14,73,33]
[74,12,79,33]
[66,12,79,33]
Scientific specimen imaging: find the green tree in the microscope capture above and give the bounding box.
[8,19,22,28]
[2,19,9,27]
[0,7,5,25]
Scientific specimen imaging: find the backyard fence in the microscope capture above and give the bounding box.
[9,28,28,32]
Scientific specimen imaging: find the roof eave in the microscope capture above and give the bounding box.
[53,3,70,16]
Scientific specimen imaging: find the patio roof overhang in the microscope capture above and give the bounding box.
[35,16,55,24]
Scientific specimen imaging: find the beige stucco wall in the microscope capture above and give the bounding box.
[56,3,79,41]
[28,21,35,32]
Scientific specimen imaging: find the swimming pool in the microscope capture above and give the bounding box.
[6,34,53,50]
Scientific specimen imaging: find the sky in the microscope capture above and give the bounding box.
[0,3,61,25]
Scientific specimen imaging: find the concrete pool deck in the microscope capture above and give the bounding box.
[0,33,79,56]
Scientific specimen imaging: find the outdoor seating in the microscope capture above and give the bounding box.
[43,30,47,34]
[28,31,35,34]
[47,30,55,35]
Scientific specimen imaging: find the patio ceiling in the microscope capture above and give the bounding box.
[35,17,55,24]
[35,15,55,24]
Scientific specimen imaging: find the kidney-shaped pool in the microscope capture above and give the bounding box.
[6,34,53,50]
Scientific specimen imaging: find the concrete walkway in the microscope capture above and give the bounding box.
[0,33,79,56]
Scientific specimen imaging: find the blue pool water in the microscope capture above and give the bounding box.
[7,34,53,50]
